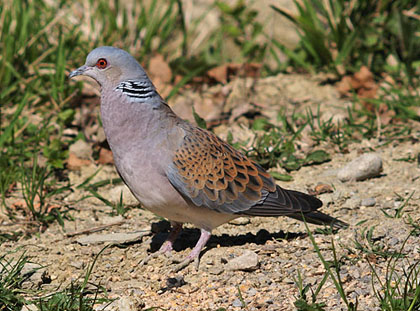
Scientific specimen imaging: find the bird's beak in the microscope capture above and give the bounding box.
[69,65,89,79]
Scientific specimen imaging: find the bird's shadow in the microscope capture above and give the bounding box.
[148,220,306,253]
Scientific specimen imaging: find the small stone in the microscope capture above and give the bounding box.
[229,217,250,225]
[388,237,400,246]
[70,261,84,270]
[208,266,224,275]
[360,197,376,207]
[20,263,50,288]
[247,287,257,297]
[22,305,38,311]
[76,231,150,245]
[69,139,92,160]
[343,197,361,209]
[382,201,394,208]
[232,298,243,307]
[337,153,383,182]
[226,250,259,271]
[96,296,144,311]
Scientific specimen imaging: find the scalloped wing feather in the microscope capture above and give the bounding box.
[167,125,279,214]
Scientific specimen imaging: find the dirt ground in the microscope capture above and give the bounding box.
[2,73,420,311]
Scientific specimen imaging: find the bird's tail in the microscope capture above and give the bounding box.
[288,211,348,229]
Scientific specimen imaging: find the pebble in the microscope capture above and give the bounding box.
[232,298,243,307]
[69,139,92,160]
[337,153,383,182]
[20,263,50,288]
[247,287,257,297]
[96,296,144,311]
[229,217,250,225]
[343,197,361,209]
[382,200,394,208]
[361,197,376,207]
[208,266,224,275]
[226,250,259,271]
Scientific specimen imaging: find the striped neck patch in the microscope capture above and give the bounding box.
[115,80,157,101]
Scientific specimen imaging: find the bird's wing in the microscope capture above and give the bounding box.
[165,125,321,215]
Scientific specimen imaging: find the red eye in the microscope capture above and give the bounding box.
[96,58,108,69]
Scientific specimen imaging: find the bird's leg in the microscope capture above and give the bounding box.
[173,228,211,272]
[139,222,183,266]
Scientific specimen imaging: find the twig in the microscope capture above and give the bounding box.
[65,220,125,237]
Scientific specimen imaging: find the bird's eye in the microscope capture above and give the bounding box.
[96,58,108,69]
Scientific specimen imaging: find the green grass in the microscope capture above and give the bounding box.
[0,247,110,311]
[270,0,420,81]
[0,251,28,310]
[294,220,420,311]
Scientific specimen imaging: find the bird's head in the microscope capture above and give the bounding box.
[69,46,148,87]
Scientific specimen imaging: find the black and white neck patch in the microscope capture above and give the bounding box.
[115,80,157,101]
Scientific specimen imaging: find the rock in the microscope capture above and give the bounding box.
[343,197,361,209]
[247,287,257,297]
[232,298,243,307]
[96,296,145,311]
[208,266,224,275]
[20,263,51,289]
[361,197,376,207]
[229,217,250,226]
[69,139,92,160]
[226,250,259,271]
[337,153,382,182]
[22,305,38,311]
[76,231,150,245]
[382,200,394,208]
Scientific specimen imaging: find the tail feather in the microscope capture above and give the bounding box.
[242,186,348,229]
[288,211,349,229]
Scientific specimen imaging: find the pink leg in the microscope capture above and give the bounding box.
[158,222,183,253]
[139,222,183,265]
[173,228,211,272]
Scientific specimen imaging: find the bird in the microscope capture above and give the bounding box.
[69,46,348,271]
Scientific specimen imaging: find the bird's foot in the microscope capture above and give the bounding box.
[172,255,200,272]
[171,228,211,272]
[138,222,183,266]
[138,240,174,266]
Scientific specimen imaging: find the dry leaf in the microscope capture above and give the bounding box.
[97,147,114,165]
[336,76,353,96]
[207,63,262,84]
[207,65,229,84]
[67,152,91,170]
[147,54,173,98]
[148,54,172,83]
[308,184,334,196]
[314,184,334,195]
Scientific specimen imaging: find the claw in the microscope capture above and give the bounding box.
[171,228,211,272]
[138,222,182,266]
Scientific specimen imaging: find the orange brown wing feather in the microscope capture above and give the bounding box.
[169,126,276,213]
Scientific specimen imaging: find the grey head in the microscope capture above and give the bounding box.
[69,46,150,88]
